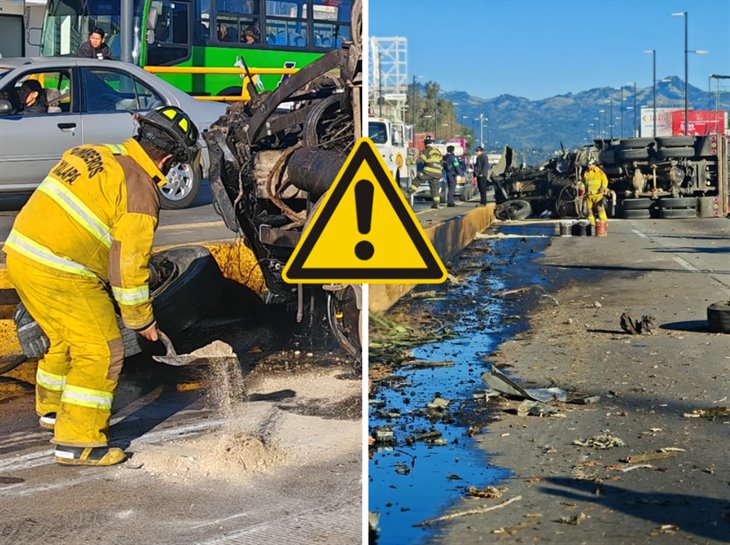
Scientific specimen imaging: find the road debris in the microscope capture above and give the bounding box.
[481,367,566,402]
[573,432,626,449]
[683,407,730,419]
[427,396,451,410]
[623,451,678,463]
[517,400,562,417]
[556,512,588,525]
[413,496,522,527]
[408,360,455,368]
[620,313,656,335]
[570,395,601,405]
[465,485,507,499]
[406,430,442,445]
[651,524,680,535]
[374,427,395,444]
[619,464,655,472]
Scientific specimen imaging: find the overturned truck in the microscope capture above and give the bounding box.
[203,4,363,361]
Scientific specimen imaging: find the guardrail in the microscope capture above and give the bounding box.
[144,66,299,102]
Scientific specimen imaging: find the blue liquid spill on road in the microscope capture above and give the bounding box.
[369,224,552,545]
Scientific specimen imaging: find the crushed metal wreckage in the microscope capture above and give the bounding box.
[204,1,363,362]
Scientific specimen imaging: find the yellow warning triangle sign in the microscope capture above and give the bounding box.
[283,138,447,284]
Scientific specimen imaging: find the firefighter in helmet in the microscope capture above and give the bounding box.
[407,135,443,209]
[579,157,609,226]
[4,106,199,466]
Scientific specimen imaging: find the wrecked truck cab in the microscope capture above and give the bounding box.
[203,18,363,362]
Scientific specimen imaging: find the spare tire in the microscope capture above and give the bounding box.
[707,301,730,333]
[14,246,225,359]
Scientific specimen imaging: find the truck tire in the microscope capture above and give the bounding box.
[623,209,651,219]
[707,300,730,333]
[497,199,531,220]
[656,147,695,159]
[658,197,696,209]
[617,137,654,149]
[658,208,696,219]
[656,136,695,148]
[622,198,653,210]
[617,149,649,161]
[14,246,225,359]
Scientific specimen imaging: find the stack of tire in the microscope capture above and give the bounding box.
[655,135,696,160]
[655,196,697,219]
[614,137,654,162]
[622,198,653,219]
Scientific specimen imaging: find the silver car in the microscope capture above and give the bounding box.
[0,58,228,209]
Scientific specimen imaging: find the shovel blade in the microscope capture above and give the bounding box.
[151,339,236,367]
[152,354,210,367]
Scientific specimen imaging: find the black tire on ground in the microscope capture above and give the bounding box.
[617,137,655,149]
[658,197,696,209]
[616,148,649,161]
[656,135,695,148]
[658,208,697,219]
[623,209,651,219]
[622,198,653,210]
[502,199,532,220]
[656,147,695,159]
[707,300,730,333]
[14,246,225,359]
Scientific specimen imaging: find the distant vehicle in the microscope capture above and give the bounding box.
[39,0,352,98]
[413,141,476,202]
[368,116,410,188]
[0,0,25,57]
[0,57,228,208]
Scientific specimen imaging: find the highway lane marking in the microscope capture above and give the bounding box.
[673,256,700,273]
[632,229,648,239]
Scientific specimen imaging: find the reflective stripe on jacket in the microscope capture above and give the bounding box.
[420,145,442,177]
[3,138,166,330]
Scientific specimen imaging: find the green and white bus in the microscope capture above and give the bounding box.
[39,0,351,96]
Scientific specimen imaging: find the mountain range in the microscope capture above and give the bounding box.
[446,76,728,156]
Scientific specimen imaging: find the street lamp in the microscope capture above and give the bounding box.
[423,114,433,137]
[671,12,709,135]
[598,109,605,138]
[643,49,657,137]
[411,75,422,146]
[479,113,486,148]
[626,81,637,136]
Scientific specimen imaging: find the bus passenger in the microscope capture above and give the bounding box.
[242,28,257,44]
[78,28,113,60]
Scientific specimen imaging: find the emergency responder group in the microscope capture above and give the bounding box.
[4,106,199,466]
[407,136,474,209]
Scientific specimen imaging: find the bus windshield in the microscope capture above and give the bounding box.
[41,0,144,59]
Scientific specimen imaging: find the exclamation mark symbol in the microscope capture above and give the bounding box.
[354,179,375,260]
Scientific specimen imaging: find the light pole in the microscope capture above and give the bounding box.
[626,81,637,136]
[618,87,624,138]
[423,114,433,138]
[672,12,709,135]
[377,51,383,117]
[598,110,605,138]
[643,49,657,137]
[411,75,421,147]
[595,116,601,139]
[479,113,485,148]
[609,97,614,138]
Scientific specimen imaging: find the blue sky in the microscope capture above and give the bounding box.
[368,0,730,100]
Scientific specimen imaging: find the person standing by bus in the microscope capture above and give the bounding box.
[78,28,113,59]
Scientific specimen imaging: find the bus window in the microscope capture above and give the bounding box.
[216,0,259,44]
[265,0,307,48]
[147,0,190,65]
[194,0,211,42]
[311,0,350,49]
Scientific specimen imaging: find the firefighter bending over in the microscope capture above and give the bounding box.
[3,106,199,466]
[407,136,443,209]
[579,158,609,225]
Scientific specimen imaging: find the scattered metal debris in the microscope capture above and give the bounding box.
[623,451,678,463]
[374,427,394,444]
[573,432,626,449]
[556,512,588,525]
[570,395,601,405]
[620,313,656,335]
[427,397,450,410]
[683,407,730,419]
[481,367,566,402]
[517,400,562,417]
[465,485,507,499]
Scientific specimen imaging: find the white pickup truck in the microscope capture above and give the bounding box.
[367,117,412,188]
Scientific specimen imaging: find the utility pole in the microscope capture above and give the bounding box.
[411,75,417,147]
[479,113,484,148]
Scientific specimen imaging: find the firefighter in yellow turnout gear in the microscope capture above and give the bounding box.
[4,106,199,466]
[579,158,609,225]
[407,136,443,209]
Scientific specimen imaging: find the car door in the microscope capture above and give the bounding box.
[0,68,81,191]
[79,66,166,146]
